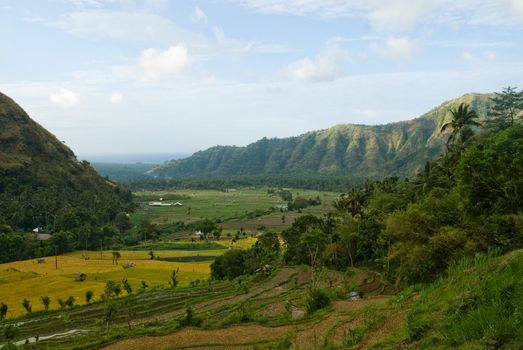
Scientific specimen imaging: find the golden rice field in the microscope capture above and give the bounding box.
[0,239,256,317]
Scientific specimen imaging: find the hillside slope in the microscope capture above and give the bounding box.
[0,92,132,230]
[2,250,521,349]
[151,94,491,179]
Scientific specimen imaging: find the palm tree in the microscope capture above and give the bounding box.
[440,103,480,148]
[334,187,365,217]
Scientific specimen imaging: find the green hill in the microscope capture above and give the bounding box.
[0,92,133,230]
[150,93,492,179]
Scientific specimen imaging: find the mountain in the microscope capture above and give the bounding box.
[0,92,132,230]
[150,93,492,179]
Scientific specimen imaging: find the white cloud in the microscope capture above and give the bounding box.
[463,51,474,61]
[211,26,289,56]
[139,45,189,80]
[463,50,497,63]
[512,0,523,19]
[233,0,430,31]
[50,9,285,59]
[232,0,355,17]
[283,44,349,82]
[380,36,415,60]
[366,0,431,32]
[234,0,523,31]
[49,88,79,108]
[191,5,208,24]
[110,92,123,104]
[70,0,103,8]
[52,11,207,47]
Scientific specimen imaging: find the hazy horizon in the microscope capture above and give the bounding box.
[1,0,522,155]
[79,152,191,164]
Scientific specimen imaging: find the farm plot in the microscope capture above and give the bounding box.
[0,243,237,317]
[132,188,338,232]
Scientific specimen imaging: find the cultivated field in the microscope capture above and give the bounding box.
[132,188,338,232]
[0,265,396,350]
[0,239,255,317]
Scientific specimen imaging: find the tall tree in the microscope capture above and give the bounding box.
[440,103,480,150]
[334,187,366,217]
[486,86,523,130]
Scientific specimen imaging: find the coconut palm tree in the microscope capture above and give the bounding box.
[334,187,366,217]
[440,103,480,149]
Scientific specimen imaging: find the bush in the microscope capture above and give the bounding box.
[407,313,431,340]
[306,289,330,314]
[178,307,202,327]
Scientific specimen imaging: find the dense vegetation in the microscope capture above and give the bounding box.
[150,93,491,179]
[125,174,359,192]
[0,92,133,262]
[212,88,523,289]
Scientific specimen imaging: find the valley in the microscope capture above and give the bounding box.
[3,3,523,349]
[2,89,523,349]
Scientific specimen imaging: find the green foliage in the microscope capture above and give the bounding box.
[457,125,523,217]
[169,269,179,288]
[104,302,118,330]
[211,231,280,280]
[211,249,246,280]
[21,298,31,314]
[3,324,18,342]
[122,278,132,294]
[65,296,75,308]
[486,86,523,131]
[40,295,50,311]
[0,92,134,263]
[440,102,480,149]
[85,290,94,303]
[442,256,523,346]
[402,251,523,348]
[406,312,431,340]
[275,331,294,350]
[0,302,8,320]
[104,280,122,298]
[306,289,330,314]
[344,327,365,346]
[178,307,202,327]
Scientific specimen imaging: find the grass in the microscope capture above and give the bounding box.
[380,249,523,349]
[132,188,337,231]
[0,240,255,317]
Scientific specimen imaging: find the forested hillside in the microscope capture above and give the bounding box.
[151,94,491,179]
[0,92,133,232]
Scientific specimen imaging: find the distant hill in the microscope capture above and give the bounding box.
[150,94,492,179]
[91,162,157,182]
[0,92,133,230]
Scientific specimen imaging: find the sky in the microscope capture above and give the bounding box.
[1,0,523,156]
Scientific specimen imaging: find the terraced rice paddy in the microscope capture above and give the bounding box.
[0,240,255,317]
[0,266,395,350]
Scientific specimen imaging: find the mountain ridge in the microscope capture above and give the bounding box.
[150,93,492,179]
[0,91,133,230]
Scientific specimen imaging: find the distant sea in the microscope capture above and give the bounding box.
[78,153,191,164]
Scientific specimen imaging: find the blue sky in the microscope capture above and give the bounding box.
[1,0,522,155]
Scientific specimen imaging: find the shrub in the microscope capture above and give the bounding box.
[306,289,330,314]
[407,313,431,341]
